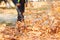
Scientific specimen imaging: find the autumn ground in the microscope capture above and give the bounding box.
[0,1,60,40]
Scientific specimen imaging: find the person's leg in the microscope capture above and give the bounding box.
[20,11,24,21]
[21,4,25,21]
[16,6,25,33]
[16,6,24,21]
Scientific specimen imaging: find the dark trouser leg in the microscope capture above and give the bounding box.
[16,7,24,21]
[18,11,24,21]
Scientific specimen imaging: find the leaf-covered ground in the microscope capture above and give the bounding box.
[0,1,60,40]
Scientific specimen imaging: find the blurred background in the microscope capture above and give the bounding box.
[0,0,17,26]
[0,0,60,26]
[0,0,60,40]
